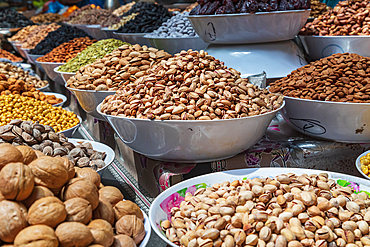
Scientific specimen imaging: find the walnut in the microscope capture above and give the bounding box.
[15,145,37,164]
[75,167,101,187]
[0,143,23,170]
[0,200,28,242]
[34,150,45,158]
[57,156,75,180]
[55,222,94,247]
[115,215,145,245]
[28,156,69,189]
[114,200,144,222]
[99,186,124,207]
[88,219,114,247]
[14,225,58,247]
[0,162,34,201]
[23,186,54,208]
[27,196,66,228]
[61,178,99,210]
[64,198,92,224]
[113,234,136,247]
[92,198,115,226]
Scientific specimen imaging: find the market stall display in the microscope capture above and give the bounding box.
[309,0,331,18]
[8,25,39,43]
[0,8,34,28]
[67,8,120,26]
[30,13,64,23]
[112,2,136,16]
[103,13,138,30]
[36,61,66,85]
[20,23,61,49]
[0,49,22,62]
[64,4,100,22]
[358,150,370,179]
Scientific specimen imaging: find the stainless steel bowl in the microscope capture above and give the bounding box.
[113,32,151,46]
[145,36,209,54]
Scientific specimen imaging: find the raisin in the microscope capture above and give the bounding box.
[190,4,202,15]
[278,0,289,10]
[198,0,206,5]
[205,1,221,14]
[301,0,310,9]
[215,5,227,14]
[200,2,212,14]
[270,0,278,11]
[225,0,237,13]
[292,0,301,9]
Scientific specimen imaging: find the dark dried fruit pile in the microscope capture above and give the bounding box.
[189,0,310,14]
[0,8,34,28]
[29,25,94,55]
[117,2,172,33]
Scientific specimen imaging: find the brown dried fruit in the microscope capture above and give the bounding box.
[14,225,58,247]
[61,178,99,210]
[93,198,115,226]
[57,156,75,180]
[0,200,28,242]
[64,198,92,224]
[22,186,54,208]
[114,200,144,222]
[15,146,37,165]
[28,156,69,189]
[99,186,124,207]
[88,219,114,247]
[115,215,145,245]
[112,234,137,247]
[75,167,101,187]
[0,162,34,201]
[27,196,67,228]
[55,222,94,247]
[0,143,23,170]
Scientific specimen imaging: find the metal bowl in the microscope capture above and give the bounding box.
[42,92,67,107]
[299,35,370,60]
[64,23,92,36]
[8,40,21,53]
[281,96,370,142]
[58,115,82,137]
[356,150,370,180]
[26,53,42,66]
[86,25,107,40]
[144,36,209,55]
[101,28,118,38]
[188,9,310,44]
[54,66,76,85]
[37,61,65,85]
[97,102,285,163]
[67,87,116,120]
[113,32,151,46]
[15,44,27,59]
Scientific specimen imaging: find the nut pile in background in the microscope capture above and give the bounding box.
[0,8,34,28]
[37,37,97,63]
[0,62,48,89]
[309,0,331,18]
[0,120,106,170]
[190,0,310,15]
[105,13,138,30]
[58,39,127,73]
[0,144,146,246]
[360,153,370,177]
[30,25,94,55]
[0,95,79,132]
[67,44,172,91]
[162,173,370,247]
[117,2,172,33]
[269,53,370,103]
[300,0,370,35]
[112,2,135,16]
[30,13,64,23]
[66,6,119,25]
[8,25,39,42]
[146,12,198,38]
[0,49,22,62]
[64,4,99,22]
[101,49,283,120]
[184,2,199,12]
[21,23,61,49]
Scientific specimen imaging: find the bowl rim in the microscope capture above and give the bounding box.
[36,61,66,65]
[35,83,49,91]
[188,9,310,18]
[86,24,101,28]
[27,53,43,57]
[42,92,67,104]
[54,66,76,75]
[96,100,285,123]
[144,35,201,40]
[101,27,118,31]
[7,39,22,43]
[283,95,370,106]
[113,32,149,36]
[20,47,30,52]
[356,150,370,180]
[298,34,370,39]
[66,85,117,94]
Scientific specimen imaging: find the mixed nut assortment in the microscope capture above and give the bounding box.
[112,2,136,16]
[300,0,370,36]
[101,49,283,120]
[21,23,61,50]
[0,49,22,62]
[66,44,172,91]
[0,8,34,28]
[309,0,331,18]
[30,13,64,23]
[105,13,138,30]
[163,173,370,247]
[36,37,97,63]
[68,8,120,25]
[8,25,39,43]
[269,53,370,103]
[0,144,146,246]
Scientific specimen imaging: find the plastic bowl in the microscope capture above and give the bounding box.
[299,35,370,60]
[188,9,310,44]
[42,92,67,107]
[54,66,76,84]
[58,115,82,138]
[101,27,118,38]
[86,25,107,40]
[38,61,65,85]
[67,87,116,120]
[356,150,370,180]
[113,32,151,46]
[281,96,370,142]
[67,138,115,176]
[149,167,370,247]
[97,102,285,163]
[145,36,209,55]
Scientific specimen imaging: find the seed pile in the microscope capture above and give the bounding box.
[309,0,331,18]
[37,37,97,63]
[0,8,34,28]
[101,49,283,120]
[112,2,136,16]
[66,44,172,91]
[8,25,39,42]
[269,53,370,103]
[58,39,127,73]
[30,25,93,55]
[30,13,64,23]
[300,0,370,36]
[0,49,22,62]
[21,23,61,49]
[162,173,370,247]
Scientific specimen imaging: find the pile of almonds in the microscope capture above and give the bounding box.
[163,172,370,247]
[101,50,283,120]
[66,44,172,91]
[269,53,370,103]
[300,0,370,36]
[21,23,61,49]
